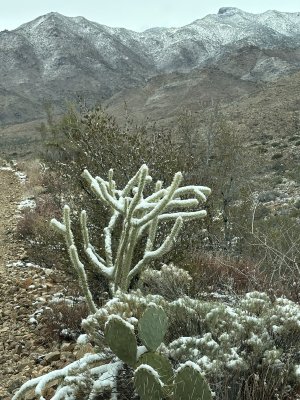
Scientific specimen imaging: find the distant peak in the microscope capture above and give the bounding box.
[218,7,242,15]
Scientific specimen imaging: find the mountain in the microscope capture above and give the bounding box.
[1,8,300,126]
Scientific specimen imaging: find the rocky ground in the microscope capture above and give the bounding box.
[0,164,84,399]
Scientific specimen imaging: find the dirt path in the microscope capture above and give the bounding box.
[0,165,80,399]
[0,167,25,272]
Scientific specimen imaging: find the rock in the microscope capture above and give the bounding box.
[15,344,23,355]
[61,342,75,352]
[74,343,94,360]
[44,351,61,364]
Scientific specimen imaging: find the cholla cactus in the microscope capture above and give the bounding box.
[51,164,210,303]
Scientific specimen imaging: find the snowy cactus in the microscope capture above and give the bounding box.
[104,304,168,366]
[138,304,168,351]
[103,304,213,400]
[134,364,164,400]
[137,352,174,391]
[173,362,213,400]
[51,164,211,300]
[104,315,137,367]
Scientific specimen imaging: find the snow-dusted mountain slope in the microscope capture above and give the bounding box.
[1,8,300,124]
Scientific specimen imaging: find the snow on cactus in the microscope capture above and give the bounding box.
[50,164,211,300]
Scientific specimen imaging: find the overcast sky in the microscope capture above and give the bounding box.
[1,0,300,32]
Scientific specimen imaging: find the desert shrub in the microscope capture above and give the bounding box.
[38,299,89,344]
[181,253,265,297]
[294,198,300,209]
[289,208,300,218]
[247,215,300,281]
[271,161,285,172]
[253,204,270,220]
[138,263,192,300]
[271,152,283,160]
[257,190,280,203]
[82,290,300,400]
[271,141,281,147]
[36,105,213,273]
[16,193,67,268]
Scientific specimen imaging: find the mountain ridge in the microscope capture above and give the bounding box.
[1,8,300,126]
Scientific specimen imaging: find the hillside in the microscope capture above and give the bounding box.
[2,8,300,126]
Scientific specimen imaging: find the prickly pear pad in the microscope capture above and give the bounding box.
[104,315,137,367]
[138,304,168,351]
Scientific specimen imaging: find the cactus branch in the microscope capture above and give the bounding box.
[51,165,210,294]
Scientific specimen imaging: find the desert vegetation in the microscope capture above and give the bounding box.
[12,104,300,399]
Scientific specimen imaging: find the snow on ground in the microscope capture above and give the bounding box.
[17,198,36,211]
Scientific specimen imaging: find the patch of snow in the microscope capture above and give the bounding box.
[17,198,36,210]
[0,166,13,171]
[77,334,89,345]
[15,171,27,184]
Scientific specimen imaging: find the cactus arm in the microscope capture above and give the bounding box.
[144,217,183,258]
[166,198,199,209]
[96,177,124,213]
[80,209,114,277]
[80,210,90,248]
[85,247,114,278]
[103,227,114,270]
[121,164,152,197]
[63,205,75,247]
[12,354,109,400]
[104,211,120,271]
[128,217,183,280]
[50,219,66,235]
[174,185,212,202]
[69,245,97,314]
[145,217,159,252]
[108,168,116,197]
[136,198,199,212]
[140,188,167,204]
[132,172,183,227]
[127,165,148,216]
[158,210,207,221]
[82,169,108,204]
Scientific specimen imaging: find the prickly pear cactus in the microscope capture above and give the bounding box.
[138,304,168,351]
[134,364,164,400]
[173,362,213,400]
[138,352,174,386]
[104,315,137,367]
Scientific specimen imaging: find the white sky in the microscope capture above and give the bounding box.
[1,0,300,32]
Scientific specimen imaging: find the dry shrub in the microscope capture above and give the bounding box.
[38,300,89,344]
[181,251,300,301]
[16,194,66,268]
[183,252,266,297]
